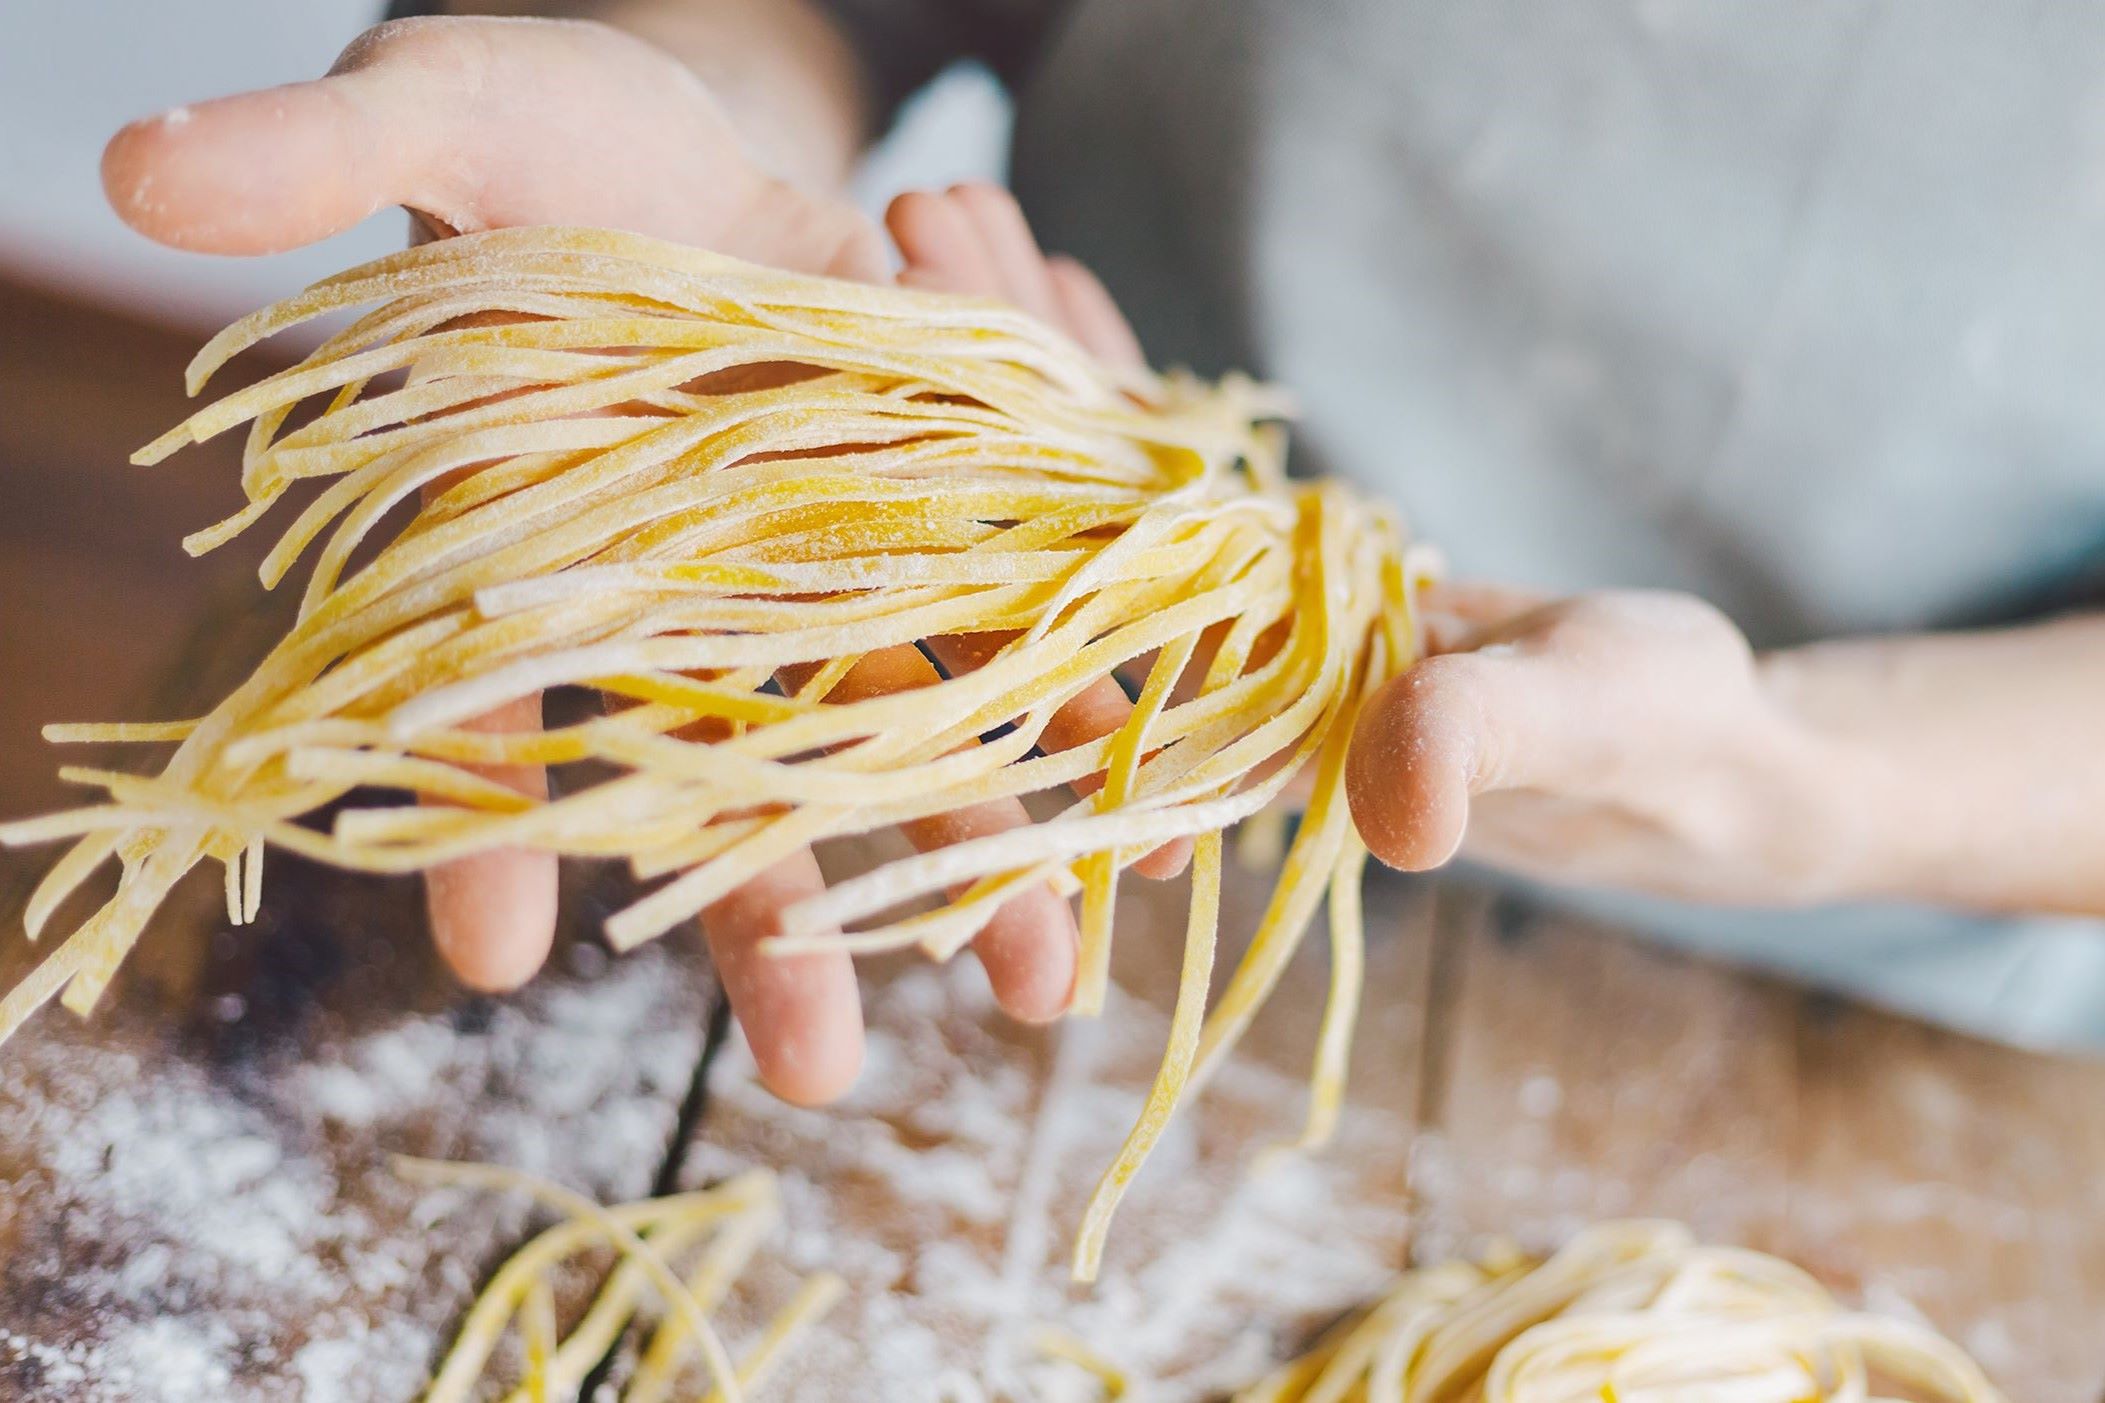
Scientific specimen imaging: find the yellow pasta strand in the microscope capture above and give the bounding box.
[0,227,1429,1276]
[1031,1325,1135,1398]
[1234,1222,2007,1403]
[397,1160,836,1403]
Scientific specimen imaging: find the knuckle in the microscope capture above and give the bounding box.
[829,217,890,280]
[1546,590,1751,670]
[1398,653,1482,713]
[953,180,1018,215]
[332,16,453,75]
[1575,588,1729,636]
[1046,259,1090,297]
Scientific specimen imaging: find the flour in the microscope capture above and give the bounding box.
[1517,1073,1563,1118]
[0,1333,93,1392]
[97,1318,237,1402]
[290,1020,454,1130]
[292,1318,433,1401]
[9,871,2058,1399]
[2,933,705,1402]
[662,955,1415,1403]
[26,1045,372,1302]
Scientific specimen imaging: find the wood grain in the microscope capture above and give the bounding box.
[1785,1001,2105,1403]
[1405,888,1799,1261]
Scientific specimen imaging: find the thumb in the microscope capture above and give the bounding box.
[105,18,595,256]
[1345,649,1573,871]
[103,67,412,256]
[1347,590,1752,870]
[102,17,886,278]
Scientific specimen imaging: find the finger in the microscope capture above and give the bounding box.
[1419,610,1478,657]
[1345,650,1576,872]
[1420,582,1552,620]
[923,634,1193,880]
[418,450,558,993]
[1419,584,1558,655]
[887,189,1003,298]
[905,801,1079,1022]
[422,691,559,991]
[100,18,616,254]
[103,75,404,255]
[889,189,1143,370]
[700,849,865,1107]
[1046,255,1148,371]
[1347,608,1673,873]
[791,646,1080,1022]
[1456,789,1682,885]
[945,182,1062,324]
[103,17,887,276]
[725,177,892,282]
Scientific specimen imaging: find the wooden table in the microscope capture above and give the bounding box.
[4,279,2103,1401]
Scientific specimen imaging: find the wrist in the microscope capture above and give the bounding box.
[1756,643,1959,906]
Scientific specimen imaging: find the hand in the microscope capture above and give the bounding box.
[101,13,884,272]
[103,16,1172,1103]
[1347,587,1876,904]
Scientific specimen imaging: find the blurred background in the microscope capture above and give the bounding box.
[0,0,1003,816]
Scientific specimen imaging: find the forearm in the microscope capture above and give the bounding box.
[441,0,873,189]
[1762,612,2105,916]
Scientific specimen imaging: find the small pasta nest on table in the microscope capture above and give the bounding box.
[1237,1220,2005,1403]
[0,227,1432,1276]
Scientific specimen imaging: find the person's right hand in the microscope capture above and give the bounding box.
[100,16,1110,1107]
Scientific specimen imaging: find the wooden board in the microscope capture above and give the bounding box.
[1405,887,1799,1261]
[0,279,273,818]
[7,806,2105,1402]
[1403,890,2105,1403]
[1785,1002,2105,1403]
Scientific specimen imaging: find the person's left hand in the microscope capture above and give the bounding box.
[1348,586,1879,904]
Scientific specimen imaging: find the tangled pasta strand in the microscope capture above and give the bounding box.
[1235,1221,2007,1403]
[394,1158,841,1403]
[0,227,1432,1276]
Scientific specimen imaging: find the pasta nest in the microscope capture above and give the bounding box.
[1238,1221,2005,1403]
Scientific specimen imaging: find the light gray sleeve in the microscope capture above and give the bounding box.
[812,0,1071,120]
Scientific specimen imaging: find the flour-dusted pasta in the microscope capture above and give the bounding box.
[1235,1221,2005,1403]
[0,228,1434,1276]
[394,1159,839,1403]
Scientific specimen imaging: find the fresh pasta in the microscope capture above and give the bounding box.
[394,1158,840,1403]
[1234,1221,2006,1403]
[0,227,1433,1278]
